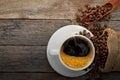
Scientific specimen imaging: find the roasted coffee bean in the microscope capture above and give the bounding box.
[86,33,91,38]
[96,5,100,8]
[79,30,91,39]
[79,31,83,35]
[76,3,110,79]
[80,24,109,70]
[83,30,86,35]
[78,3,112,23]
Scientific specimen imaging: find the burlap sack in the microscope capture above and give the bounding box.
[100,28,120,72]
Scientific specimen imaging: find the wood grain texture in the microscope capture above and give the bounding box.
[0,20,119,72]
[0,73,87,80]
[0,20,71,46]
[0,0,120,20]
[0,72,119,80]
[0,73,64,80]
[0,46,54,72]
[0,19,120,79]
[101,72,120,80]
[0,20,120,46]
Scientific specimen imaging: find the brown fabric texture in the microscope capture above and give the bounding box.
[100,28,120,72]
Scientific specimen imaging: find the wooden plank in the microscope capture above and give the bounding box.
[0,46,53,72]
[101,72,120,80]
[0,0,120,20]
[0,73,64,80]
[0,73,87,80]
[0,20,120,46]
[111,8,120,20]
[0,20,71,46]
[0,72,120,80]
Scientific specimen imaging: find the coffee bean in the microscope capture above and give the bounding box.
[76,3,110,80]
[83,30,86,35]
[76,4,111,29]
[82,3,112,23]
[96,5,100,8]
[79,31,83,35]
[86,33,91,38]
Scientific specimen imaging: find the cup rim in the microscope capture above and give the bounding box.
[59,35,95,71]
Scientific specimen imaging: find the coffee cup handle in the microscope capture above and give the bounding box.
[50,49,59,55]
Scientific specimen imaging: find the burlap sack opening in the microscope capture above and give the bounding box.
[100,28,120,72]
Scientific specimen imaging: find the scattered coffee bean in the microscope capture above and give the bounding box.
[79,23,109,80]
[76,4,111,27]
[75,3,111,80]
[79,31,83,35]
[79,30,91,38]
[83,3,112,23]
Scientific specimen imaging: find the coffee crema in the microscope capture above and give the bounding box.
[60,37,94,69]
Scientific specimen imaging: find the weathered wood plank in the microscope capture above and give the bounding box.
[101,72,120,80]
[0,20,120,46]
[0,46,53,72]
[0,0,120,20]
[0,73,87,80]
[0,73,65,80]
[111,8,120,20]
[0,20,71,46]
[0,72,120,80]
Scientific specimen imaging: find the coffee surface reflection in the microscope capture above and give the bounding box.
[63,37,90,57]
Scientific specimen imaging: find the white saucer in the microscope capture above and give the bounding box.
[47,25,93,77]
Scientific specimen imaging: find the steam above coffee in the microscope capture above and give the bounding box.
[63,37,90,57]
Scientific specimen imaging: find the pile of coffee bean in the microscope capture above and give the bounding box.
[75,3,112,80]
[78,24,109,68]
[76,4,111,27]
[79,24,109,80]
[102,3,112,13]
[76,18,109,79]
[90,23,108,68]
[83,3,112,23]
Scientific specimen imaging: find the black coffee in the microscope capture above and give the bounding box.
[63,37,90,57]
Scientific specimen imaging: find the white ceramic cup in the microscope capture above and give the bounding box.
[50,35,95,71]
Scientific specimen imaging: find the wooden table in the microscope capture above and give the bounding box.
[0,0,120,80]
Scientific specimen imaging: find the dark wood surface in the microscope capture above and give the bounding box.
[0,19,120,80]
[0,20,120,46]
[0,0,120,80]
